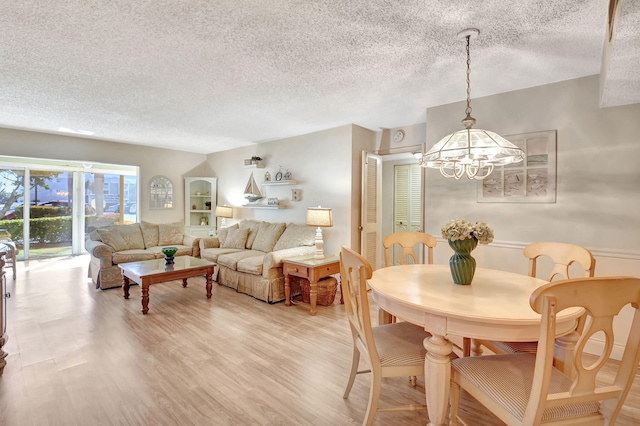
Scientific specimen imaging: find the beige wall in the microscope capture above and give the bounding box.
[0,128,209,222]
[425,75,640,252]
[205,124,373,257]
[425,75,640,358]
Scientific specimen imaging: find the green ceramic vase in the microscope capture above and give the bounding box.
[448,238,478,285]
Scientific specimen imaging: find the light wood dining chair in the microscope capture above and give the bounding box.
[340,245,429,426]
[383,231,437,267]
[380,232,437,325]
[479,241,595,357]
[450,276,640,426]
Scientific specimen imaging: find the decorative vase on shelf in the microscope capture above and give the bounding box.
[448,237,478,285]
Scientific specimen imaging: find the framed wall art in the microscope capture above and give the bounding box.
[477,130,557,203]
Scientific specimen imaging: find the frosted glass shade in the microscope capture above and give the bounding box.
[420,128,525,179]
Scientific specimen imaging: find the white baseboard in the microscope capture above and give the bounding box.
[584,339,625,361]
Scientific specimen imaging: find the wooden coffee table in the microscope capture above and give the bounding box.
[119,256,215,314]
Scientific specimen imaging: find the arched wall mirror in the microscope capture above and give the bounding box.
[149,175,173,209]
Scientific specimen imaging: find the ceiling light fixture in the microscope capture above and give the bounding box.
[419,28,525,180]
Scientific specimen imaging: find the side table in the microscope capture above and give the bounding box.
[283,255,341,316]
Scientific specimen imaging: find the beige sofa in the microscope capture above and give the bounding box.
[199,220,316,303]
[86,221,200,290]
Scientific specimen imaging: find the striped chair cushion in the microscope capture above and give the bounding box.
[372,322,430,367]
[452,353,600,421]
[490,340,538,354]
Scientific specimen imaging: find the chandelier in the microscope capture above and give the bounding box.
[419,28,524,180]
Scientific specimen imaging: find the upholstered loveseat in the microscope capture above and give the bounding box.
[199,220,316,303]
[86,221,199,290]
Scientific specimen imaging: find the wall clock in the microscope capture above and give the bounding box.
[393,129,405,143]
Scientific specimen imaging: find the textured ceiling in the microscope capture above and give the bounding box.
[0,0,633,154]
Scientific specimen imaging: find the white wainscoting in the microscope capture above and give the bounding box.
[434,239,640,360]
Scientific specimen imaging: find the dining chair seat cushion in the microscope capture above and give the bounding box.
[452,353,600,422]
[488,340,538,354]
[372,322,429,367]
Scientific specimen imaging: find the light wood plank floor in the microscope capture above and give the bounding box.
[1,255,638,425]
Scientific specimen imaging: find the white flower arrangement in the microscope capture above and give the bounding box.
[441,219,494,245]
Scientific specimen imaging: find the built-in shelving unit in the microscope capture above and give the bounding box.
[185,177,217,237]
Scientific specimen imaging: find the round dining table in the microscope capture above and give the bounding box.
[368,264,583,426]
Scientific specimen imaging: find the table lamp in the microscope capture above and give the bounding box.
[215,205,233,228]
[306,206,333,259]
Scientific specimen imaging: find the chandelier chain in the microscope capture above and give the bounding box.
[465,35,472,116]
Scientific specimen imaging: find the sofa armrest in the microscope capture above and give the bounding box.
[183,234,200,257]
[263,246,317,276]
[85,239,114,268]
[199,237,221,252]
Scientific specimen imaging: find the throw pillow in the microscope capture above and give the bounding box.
[96,228,128,252]
[158,220,185,246]
[239,219,261,249]
[252,222,286,253]
[140,221,160,248]
[117,223,145,249]
[221,227,250,249]
[217,223,238,247]
[273,222,316,251]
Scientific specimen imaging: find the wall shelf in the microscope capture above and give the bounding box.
[262,180,297,186]
[243,163,265,169]
[242,204,285,209]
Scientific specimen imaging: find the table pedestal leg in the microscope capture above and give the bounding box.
[205,271,212,299]
[555,331,579,378]
[284,274,291,306]
[424,334,453,426]
[141,285,149,314]
[122,276,130,299]
[309,279,318,316]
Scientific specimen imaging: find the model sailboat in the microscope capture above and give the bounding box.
[243,172,263,203]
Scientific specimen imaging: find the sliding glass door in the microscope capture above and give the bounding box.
[0,157,139,260]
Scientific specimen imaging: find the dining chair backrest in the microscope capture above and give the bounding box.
[524,276,640,424]
[383,232,437,267]
[524,241,595,281]
[340,246,379,363]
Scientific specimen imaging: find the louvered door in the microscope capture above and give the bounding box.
[361,152,382,270]
[392,164,423,265]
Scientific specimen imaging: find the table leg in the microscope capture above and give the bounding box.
[182,278,188,288]
[284,274,291,306]
[424,334,453,426]
[555,331,579,378]
[309,279,318,316]
[205,271,212,299]
[141,285,149,314]
[122,276,130,299]
[338,276,344,304]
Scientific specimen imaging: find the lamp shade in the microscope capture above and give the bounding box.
[215,205,233,218]
[306,207,333,227]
